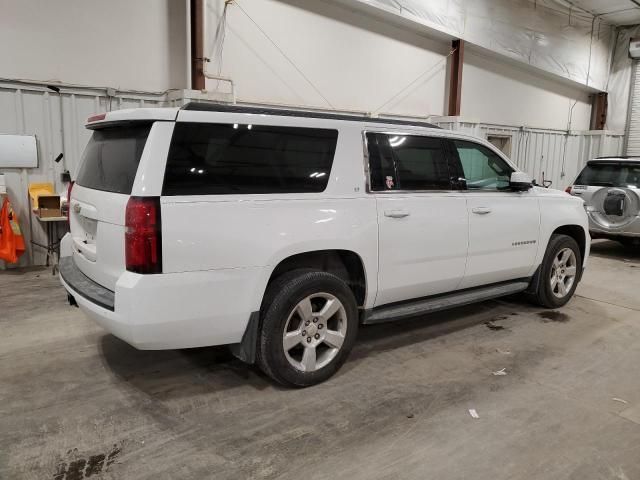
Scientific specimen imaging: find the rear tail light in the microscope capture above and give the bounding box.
[87,113,106,123]
[125,197,162,274]
[565,186,572,194]
[66,180,74,224]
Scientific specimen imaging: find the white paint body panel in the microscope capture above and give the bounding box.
[460,191,541,289]
[61,108,590,350]
[375,193,468,305]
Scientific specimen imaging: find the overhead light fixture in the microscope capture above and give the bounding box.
[233,123,238,129]
[247,124,252,130]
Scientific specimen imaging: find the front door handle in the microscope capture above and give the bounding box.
[472,207,492,215]
[384,209,410,218]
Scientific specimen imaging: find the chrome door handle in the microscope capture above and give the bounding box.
[472,207,492,215]
[384,209,410,218]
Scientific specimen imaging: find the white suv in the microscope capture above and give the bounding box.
[60,103,590,387]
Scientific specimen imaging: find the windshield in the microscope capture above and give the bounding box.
[575,162,640,189]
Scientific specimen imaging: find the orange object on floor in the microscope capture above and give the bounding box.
[0,196,26,264]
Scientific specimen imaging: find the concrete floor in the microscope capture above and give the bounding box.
[1,240,640,480]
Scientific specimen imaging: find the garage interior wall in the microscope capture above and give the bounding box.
[0,0,188,92]
[0,0,628,268]
[205,0,451,116]
[205,0,602,130]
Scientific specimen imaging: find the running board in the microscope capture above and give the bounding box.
[363,280,529,325]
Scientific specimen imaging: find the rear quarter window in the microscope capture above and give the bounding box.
[162,123,338,195]
[76,125,151,194]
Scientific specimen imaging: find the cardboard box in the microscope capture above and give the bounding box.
[28,182,54,208]
[37,195,61,218]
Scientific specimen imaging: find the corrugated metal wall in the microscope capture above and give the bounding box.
[625,60,640,155]
[0,81,625,268]
[0,81,169,269]
[434,119,624,190]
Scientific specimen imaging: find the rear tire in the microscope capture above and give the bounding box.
[529,234,582,308]
[256,270,359,387]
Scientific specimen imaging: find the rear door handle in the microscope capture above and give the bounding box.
[384,209,410,218]
[472,207,492,215]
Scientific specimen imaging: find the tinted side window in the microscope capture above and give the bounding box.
[163,123,338,195]
[389,135,451,190]
[367,134,451,191]
[76,125,151,194]
[452,140,512,191]
[366,133,397,191]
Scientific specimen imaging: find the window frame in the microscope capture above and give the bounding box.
[445,138,515,192]
[362,130,461,193]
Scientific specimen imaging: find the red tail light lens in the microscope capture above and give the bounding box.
[66,180,74,224]
[125,197,162,274]
[565,186,572,194]
[87,113,106,123]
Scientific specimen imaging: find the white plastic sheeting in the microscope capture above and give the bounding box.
[434,118,624,190]
[351,0,615,91]
[607,25,640,134]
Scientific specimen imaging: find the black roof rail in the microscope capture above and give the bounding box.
[595,155,640,159]
[181,102,441,129]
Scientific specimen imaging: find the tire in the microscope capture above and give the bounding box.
[256,270,359,387]
[529,234,582,308]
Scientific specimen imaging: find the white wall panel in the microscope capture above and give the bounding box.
[207,0,601,132]
[0,0,188,92]
[206,0,450,116]
[463,50,592,131]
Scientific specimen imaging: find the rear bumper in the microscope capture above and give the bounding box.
[588,215,640,238]
[59,256,266,350]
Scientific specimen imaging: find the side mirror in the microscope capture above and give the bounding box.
[510,171,533,191]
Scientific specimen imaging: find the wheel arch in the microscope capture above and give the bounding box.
[265,249,368,308]
[551,224,587,262]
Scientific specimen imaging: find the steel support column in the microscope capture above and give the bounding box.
[190,0,206,90]
[448,39,464,116]
[590,92,608,130]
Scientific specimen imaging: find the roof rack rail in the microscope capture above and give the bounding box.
[595,155,640,159]
[181,102,441,129]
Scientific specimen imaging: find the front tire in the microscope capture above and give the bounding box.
[529,234,582,308]
[256,270,359,387]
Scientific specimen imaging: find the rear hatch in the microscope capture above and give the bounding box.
[70,124,151,291]
[571,161,640,229]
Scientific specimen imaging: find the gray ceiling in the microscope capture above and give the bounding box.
[567,0,640,26]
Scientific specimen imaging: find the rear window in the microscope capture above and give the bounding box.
[76,125,151,194]
[575,162,640,188]
[162,123,338,195]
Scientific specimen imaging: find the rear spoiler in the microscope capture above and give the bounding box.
[85,108,179,129]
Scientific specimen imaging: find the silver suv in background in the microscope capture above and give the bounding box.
[567,157,640,247]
